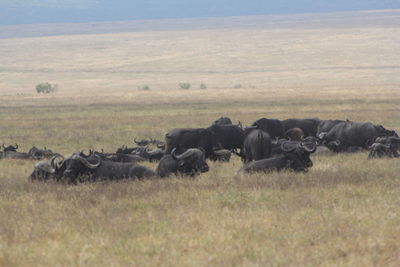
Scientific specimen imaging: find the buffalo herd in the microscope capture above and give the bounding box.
[1,116,399,184]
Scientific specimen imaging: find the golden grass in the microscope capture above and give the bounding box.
[1,11,400,266]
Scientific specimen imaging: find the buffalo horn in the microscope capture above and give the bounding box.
[72,154,101,169]
[172,148,196,161]
[213,149,231,156]
[301,141,317,153]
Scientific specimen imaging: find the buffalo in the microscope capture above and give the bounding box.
[319,121,398,152]
[251,118,284,139]
[285,127,304,141]
[281,118,321,137]
[317,119,346,136]
[29,155,65,181]
[60,152,155,183]
[212,116,233,126]
[240,140,317,173]
[207,123,245,152]
[242,129,272,163]
[164,127,227,159]
[28,146,56,160]
[0,143,29,159]
[156,148,209,177]
[368,136,400,159]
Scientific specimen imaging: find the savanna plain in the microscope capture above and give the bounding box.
[1,10,400,266]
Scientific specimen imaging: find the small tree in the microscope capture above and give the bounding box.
[179,83,191,90]
[36,82,57,94]
[200,83,207,89]
[138,85,150,91]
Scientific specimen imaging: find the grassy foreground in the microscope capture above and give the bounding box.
[1,10,400,266]
[0,91,399,266]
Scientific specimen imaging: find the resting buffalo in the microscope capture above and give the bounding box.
[319,121,398,152]
[134,138,165,147]
[212,116,233,126]
[240,141,317,173]
[156,148,209,177]
[164,127,226,159]
[368,136,400,159]
[285,127,304,141]
[242,129,271,163]
[61,152,155,183]
[28,146,56,160]
[2,143,19,152]
[29,155,65,181]
[271,136,319,156]
[251,118,284,139]
[0,145,29,159]
[281,118,320,137]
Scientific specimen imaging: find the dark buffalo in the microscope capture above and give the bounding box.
[2,143,19,152]
[62,153,155,183]
[317,119,346,136]
[164,127,226,159]
[212,116,233,126]
[156,148,209,177]
[251,118,284,139]
[240,141,317,173]
[319,121,398,152]
[242,129,272,163]
[285,127,304,141]
[207,124,245,151]
[281,118,321,137]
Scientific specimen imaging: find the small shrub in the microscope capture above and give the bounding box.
[138,85,150,91]
[200,83,207,89]
[36,82,57,94]
[179,83,191,90]
[233,84,242,89]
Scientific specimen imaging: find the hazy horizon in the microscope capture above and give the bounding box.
[1,0,400,25]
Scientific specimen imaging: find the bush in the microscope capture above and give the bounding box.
[233,84,242,89]
[179,83,191,90]
[138,85,150,91]
[36,82,57,94]
[200,83,207,89]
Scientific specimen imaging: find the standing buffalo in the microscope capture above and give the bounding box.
[156,148,209,177]
[207,124,245,151]
[317,119,346,136]
[281,118,321,137]
[251,118,284,139]
[242,129,272,163]
[212,117,233,126]
[164,127,227,159]
[319,121,398,152]
[240,140,317,173]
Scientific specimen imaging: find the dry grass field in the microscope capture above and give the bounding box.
[1,10,400,266]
